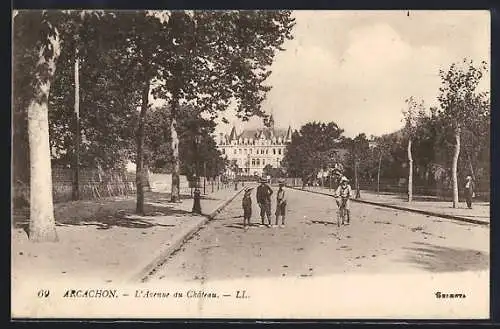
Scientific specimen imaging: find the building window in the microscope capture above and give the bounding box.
[266,149,269,154]
[263,159,265,165]
[234,149,237,154]
[273,148,276,155]
[278,149,282,155]
[256,159,260,166]
[250,149,252,154]
[252,159,255,166]
[239,149,242,154]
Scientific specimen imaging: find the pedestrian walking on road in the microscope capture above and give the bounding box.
[275,179,287,227]
[465,175,475,209]
[334,176,352,224]
[256,177,273,227]
[242,187,253,230]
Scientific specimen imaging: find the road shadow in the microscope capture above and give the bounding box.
[13,191,194,232]
[146,191,195,202]
[399,241,489,272]
[393,195,443,202]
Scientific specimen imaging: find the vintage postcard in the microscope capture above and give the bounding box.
[12,9,490,319]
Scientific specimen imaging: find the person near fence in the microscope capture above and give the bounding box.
[256,177,273,227]
[465,175,475,209]
[242,187,253,230]
[334,176,352,224]
[274,179,287,227]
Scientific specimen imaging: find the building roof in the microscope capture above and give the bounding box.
[222,125,292,142]
[237,127,289,140]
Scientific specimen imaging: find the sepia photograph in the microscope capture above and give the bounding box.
[11,9,490,319]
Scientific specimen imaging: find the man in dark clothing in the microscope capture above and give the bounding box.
[256,177,273,227]
[465,175,475,209]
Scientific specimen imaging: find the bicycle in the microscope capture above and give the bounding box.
[336,197,348,227]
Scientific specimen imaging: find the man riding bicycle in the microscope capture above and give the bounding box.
[334,176,352,225]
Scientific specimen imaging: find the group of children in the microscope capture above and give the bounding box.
[240,175,354,229]
[241,178,287,230]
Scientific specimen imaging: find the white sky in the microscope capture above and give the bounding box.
[214,10,490,138]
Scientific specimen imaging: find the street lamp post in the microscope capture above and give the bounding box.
[192,134,202,214]
[203,161,207,195]
[211,160,214,193]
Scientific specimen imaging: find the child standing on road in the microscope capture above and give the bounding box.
[242,187,253,230]
[334,176,352,224]
[275,180,287,227]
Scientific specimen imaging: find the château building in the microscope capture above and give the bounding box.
[217,116,293,176]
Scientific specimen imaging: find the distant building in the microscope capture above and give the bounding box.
[217,116,293,176]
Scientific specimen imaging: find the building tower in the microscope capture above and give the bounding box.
[269,113,275,130]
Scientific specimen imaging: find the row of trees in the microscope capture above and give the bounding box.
[13,10,295,241]
[281,58,490,208]
[400,59,489,207]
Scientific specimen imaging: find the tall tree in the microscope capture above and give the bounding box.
[14,11,64,242]
[402,96,425,202]
[98,11,174,214]
[154,10,295,202]
[346,133,370,198]
[373,137,391,195]
[437,59,488,208]
[13,10,122,240]
[47,11,139,170]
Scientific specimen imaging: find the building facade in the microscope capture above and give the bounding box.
[217,117,293,176]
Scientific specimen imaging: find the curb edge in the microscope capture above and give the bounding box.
[290,187,489,226]
[129,187,246,283]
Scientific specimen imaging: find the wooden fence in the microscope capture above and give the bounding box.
[12,166,149,206]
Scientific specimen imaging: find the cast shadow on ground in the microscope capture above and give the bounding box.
[13,191,196,233]
[391,194,444,202]
[390,193,490,204]
[148,191,219,202]
[399,241,489,272]
[222,223,264,230]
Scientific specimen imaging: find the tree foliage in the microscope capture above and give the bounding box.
[144,105,226,178]
[282,122,345,181]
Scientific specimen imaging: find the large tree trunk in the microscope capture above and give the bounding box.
[170,97,181,202]
[27,28,61,242]
[377,153,382,195]
[407,139,413,202]
[135,79,150,215]
[452,127,461,208]
[72,47,80,201]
